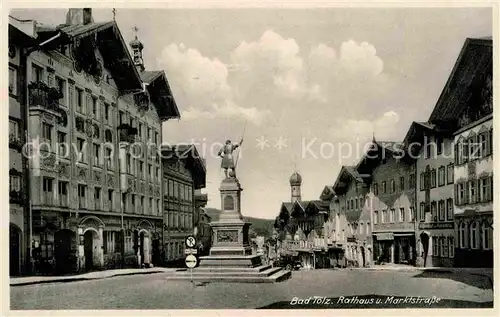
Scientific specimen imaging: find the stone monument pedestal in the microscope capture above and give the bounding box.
[166,176,291,282]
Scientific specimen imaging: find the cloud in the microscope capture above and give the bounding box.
[157,43,268,125]
[331,110,402,142]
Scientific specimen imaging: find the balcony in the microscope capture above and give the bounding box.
[10,190,24,204]
[42,193,54,205]
[9,134,23,151]
[28,81,62,114]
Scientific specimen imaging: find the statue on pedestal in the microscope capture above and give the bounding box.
[218,139,243,178]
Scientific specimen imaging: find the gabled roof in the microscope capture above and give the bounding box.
[319,185,335,201]
[428,37,493,123]
[141,70,180,121]
[333,165,370,194]
[35,21,143,94]
[346,209,363,222]
[161,144,206,189]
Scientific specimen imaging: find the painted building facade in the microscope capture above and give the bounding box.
[161,145,206,264]
[331,166,373,267]
[194,190,212,256]
[18,8,179,274]
[404,122,456,267]
[8,18,36,276]
[357,141,417,266]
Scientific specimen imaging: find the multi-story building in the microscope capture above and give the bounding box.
[194,190,211,256]
[331,166,373,267]
[8,18,35,276]
[404,122,456,267]
[161,144,206,265]
[274,172,330,269]
[425,37,493,267]
[319,186,347,267]
[357,141,417,265]
[20,8,179,274]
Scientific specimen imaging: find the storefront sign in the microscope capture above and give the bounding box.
[419,222,454,230]
[374,232,394,241]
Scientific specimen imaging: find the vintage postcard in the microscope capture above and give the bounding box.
[3,1,497,315]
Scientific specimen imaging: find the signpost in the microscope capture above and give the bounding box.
[185,236,196,248]
[185,254,197,284]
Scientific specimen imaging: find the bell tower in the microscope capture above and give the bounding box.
[289,171,302,203]
[129,26,145,73]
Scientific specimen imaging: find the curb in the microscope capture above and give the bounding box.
[10,270,169,287]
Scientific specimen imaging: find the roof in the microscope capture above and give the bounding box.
[346,209,363,222]
[319,185,335,201]
[428,37,493,123]
[35,20,143,94]
[333,165,370,194]
[142,70,181,121]
[161,144,206,189]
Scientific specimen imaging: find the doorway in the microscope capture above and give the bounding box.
[55,229,75,274]
[84,230,97,271]
[139,231,145,265]
[10,224,21,276]
[420,232,430,267]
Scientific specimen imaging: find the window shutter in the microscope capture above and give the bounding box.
[489,176,493,202]
[464,182,469,204]
[455,184,459,205]
[454,142,459,164]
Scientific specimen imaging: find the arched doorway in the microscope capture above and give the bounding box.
[10,224,21,276]
[54,229,76,274]
[420,231,430,267]
[84,229,98,271]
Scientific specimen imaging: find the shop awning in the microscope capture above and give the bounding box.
[374,232,394,241]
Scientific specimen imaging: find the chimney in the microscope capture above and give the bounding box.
[66,8,94,25]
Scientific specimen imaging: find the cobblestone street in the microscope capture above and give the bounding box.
[10,269,493,309]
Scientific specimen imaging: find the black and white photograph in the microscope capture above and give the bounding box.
[5,1,496,312]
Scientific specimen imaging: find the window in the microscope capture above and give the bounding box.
[122,193,127,212]
[409,207,415,222]
[78,184,86,208]
[108,189,114,211]
[478,133,487,157]
[469,136,479,160]
[169,180,174,197]
[42,177,53,205]
[382,181,387,194]
[409,174,415,189]
[459,222,466,248]
[483,223,492,250]
[470,222,479,249]
[442,237,448,257]
[469,180,476,204]
[373,183,378,196]
[438,166,445,187]
[355,198,359,209]
[10,175,21,192]
[148,164,152,179]
[104,103,110,122]
[157,199,161,215]
[479,177,492,202]
[32,63,43,82]
[140,196,145,214]
[431,202,437,222]
[9,120,19,142]
[447,164,454,184]
[399,208,405,222]
[105,148,113,169]
[58,181,68,207]
[119,111,125,125]
[419,203,425,222]
[446,198,453,221]
[76,88,84,112]
[420,172,425,191]
[438,200,445,221]
[399,176,405,191]
[461,139,468,163]
[430,169,436,188]
[93,144,100,166]
[436,137,443,155]
[390,209,396,223]
[432,237,438,256]
[359,197,364,209]
[126,154,131,173]
[42,123,53,143]
[373,211,378,224]
[92,97,98,117]
[56,77,65,103]
[94,187,101,210]
[381,210,387,223]
[458,183,466,205]
[9,66,17,95]
[131,194,136,213]
[77,138,85,162]
[390,179,395,193]
[448,237,454,258]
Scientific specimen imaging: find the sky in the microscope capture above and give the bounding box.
[10,7,493,219]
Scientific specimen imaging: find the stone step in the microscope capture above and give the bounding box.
[173,266,283,277]
[164,269,292,283]
[177,264,272,273]
[198,255,262,268]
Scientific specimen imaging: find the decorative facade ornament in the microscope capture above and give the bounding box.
[155,186,160,196]
[107,174,114,187]
[217,230,238,243]
[78,167,87,181]
[149,185,154,195]
[57,163,70,178]
[94,171,102,183]
[42,153,56,169]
